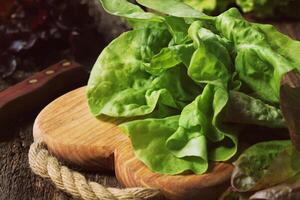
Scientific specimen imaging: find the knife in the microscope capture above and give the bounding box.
[0,60,88,130]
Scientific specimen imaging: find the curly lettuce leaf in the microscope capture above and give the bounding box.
[120,116,209,174]
[164,16,192,44]
[216,8,300,103]
[145,43,194,75]
[87,3,300,177]
[166,84,237,167]
[188,21,233,87]
[87,27,168,116]
[87,21,201,117]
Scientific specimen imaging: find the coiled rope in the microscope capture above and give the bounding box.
[28,140,162,200]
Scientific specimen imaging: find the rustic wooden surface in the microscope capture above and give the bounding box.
[0,120,121,200]
[0,5,126,200]
[34,87,233,200]
[0,15,300,200]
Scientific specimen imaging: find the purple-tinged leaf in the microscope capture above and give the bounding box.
[280,70,300,151]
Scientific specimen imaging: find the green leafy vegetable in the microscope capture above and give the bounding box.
[99,0,163,22]
[164,16,191,44]
[257,24,300,69]
[165,84,237,174]
[146,43,194,75]
[88,1,300,177]
[225,91,285,128]
[187,21,233,86]
[137,0,208,18]
[88,26,171,117]
[120,116,209,174]
[182,0,234,14]
[231,141,300,192]
[215,8,300,103]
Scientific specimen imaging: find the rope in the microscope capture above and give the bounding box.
[28,140,162,200]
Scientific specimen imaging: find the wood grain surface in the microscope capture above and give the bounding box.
[0,119,120,200]
[33,87,128,171]
[115,140,232,200]
[33,87,233,200]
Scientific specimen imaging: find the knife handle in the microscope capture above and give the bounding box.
[0,60,88,129]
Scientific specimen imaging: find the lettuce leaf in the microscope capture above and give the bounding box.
[231,140,300,192]
[120,116,209,174]
[216,8,300,103]
[137,0,208,18]
[187,21,233,87]
[225,91,285,128]
[182,0,234,14]
[87,2,300,176]
[166,84,237,163]
[99,0,163,22]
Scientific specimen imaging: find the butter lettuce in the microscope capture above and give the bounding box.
[166,84,238,165]
[88,26,171,117]
[215,8,300,103]
[87,1,300,176]
[120,116,209,174]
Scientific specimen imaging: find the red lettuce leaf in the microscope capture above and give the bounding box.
[280,70,300,150]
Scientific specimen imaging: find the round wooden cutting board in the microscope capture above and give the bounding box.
[33,86,233,200]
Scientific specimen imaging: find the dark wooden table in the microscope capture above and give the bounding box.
[0,15,300,200]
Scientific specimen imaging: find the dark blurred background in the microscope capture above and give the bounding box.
[0,0,128,89]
